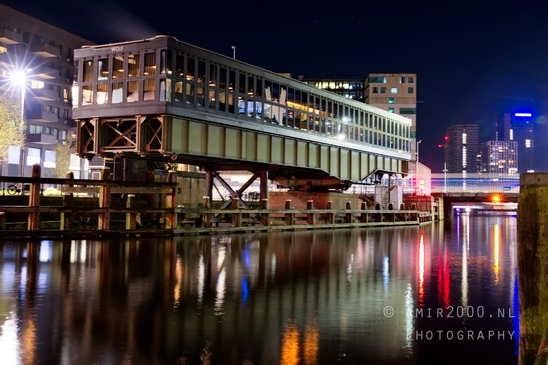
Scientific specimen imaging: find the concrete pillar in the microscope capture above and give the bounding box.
[517,173,548,365]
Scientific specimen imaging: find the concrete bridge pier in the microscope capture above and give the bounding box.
[517,173,548,365]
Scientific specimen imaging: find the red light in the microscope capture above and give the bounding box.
[444,136,449,140]
[438,144,443,148]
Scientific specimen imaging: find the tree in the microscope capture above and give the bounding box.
[0,92,26,172]
[53,132,77,178]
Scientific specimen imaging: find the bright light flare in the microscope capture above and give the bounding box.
[492,194,501,203]
[10,70,27,87]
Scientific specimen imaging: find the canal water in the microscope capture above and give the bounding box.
[0,214,518,365]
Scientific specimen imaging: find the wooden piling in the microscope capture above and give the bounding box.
[307,200,315,225]
[260,199,269,226]
[231,198,241,227]
[202,196,211,227]
[126,194,136,229]
[98,167,111,230]
[60,171,74,230]
[360,202,368,223]
[517,173,548,365]
[327,201,334,225]
[284,200,294,227]
[164,170,177,229]
[28,164,41,230]
[345,201,352,223]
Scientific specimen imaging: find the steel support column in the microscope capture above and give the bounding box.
[260,170,269,201]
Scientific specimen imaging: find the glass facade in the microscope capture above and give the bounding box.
[73,38,412,154]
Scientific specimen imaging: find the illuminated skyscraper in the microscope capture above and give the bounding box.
[479,140,518,175]
[445,125,479,189]
[494,112,534,173]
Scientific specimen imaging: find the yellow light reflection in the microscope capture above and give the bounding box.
[173,255,183,308]
[418,234,425,306]
[303,319,319,365]
[494,224,500,285]
[280,320,300,365]
[21,315,36,365]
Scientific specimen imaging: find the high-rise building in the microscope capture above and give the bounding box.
[493,112,534,173]
[445,124,479,189]
[0,5,93,177]
[479,140,518,175]
[364,74,417,157]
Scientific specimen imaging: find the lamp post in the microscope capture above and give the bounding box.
[10,69,28,177]
[443,163,448,194]
[231,45,237,59]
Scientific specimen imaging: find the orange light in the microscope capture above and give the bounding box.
[492,195,500,203]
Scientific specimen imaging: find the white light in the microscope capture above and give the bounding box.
[337,134,345,140]
[515,113,532,117]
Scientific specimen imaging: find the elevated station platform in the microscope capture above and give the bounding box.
[72,35,412,204]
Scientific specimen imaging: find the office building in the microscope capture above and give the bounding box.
[493,112,534,173]
[479,140,518,175]
[297,75,366,102]
[445,124,479,189]
[0,5,93,177]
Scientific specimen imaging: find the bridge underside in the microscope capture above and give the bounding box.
[77,114,407,191]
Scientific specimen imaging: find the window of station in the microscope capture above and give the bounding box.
[128,54,140,77]
[408,87,414,94]
[388,97,395,104]
[391,87,397,94]
[380,87,386,94]
[127,80,139,102]
[144,53,156,76]
[113,56,124,79]
[96,83,108,104]
[97,58,109,81]
[83,60,93,82]
[408,76,414,83]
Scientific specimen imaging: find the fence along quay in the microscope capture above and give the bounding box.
[0,166,438,239]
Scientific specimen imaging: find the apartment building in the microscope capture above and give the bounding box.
[0,4,93,177]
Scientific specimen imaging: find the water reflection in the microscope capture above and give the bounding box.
[0,216,518,364]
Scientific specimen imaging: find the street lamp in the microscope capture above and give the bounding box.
[9,69,30,177]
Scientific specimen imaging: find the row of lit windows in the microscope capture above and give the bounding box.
[369,76,414,84]
[76,50,412,152]
[371,87,414,94]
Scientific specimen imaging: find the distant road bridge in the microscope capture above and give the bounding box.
[72,35,411,203]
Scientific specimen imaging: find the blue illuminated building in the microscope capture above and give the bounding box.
[494,113,534,173]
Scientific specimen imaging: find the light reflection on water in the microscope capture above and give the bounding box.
[0,215,518,364]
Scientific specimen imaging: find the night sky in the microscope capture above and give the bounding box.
[4,0,548,172]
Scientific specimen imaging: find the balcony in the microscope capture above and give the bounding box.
[31,43,60,58]
[33,64,58,79]
[0,28,23,45]
[27,108,58,123]
[27,133,58,145]
[0,51,12,66]
[31,88,58,101]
